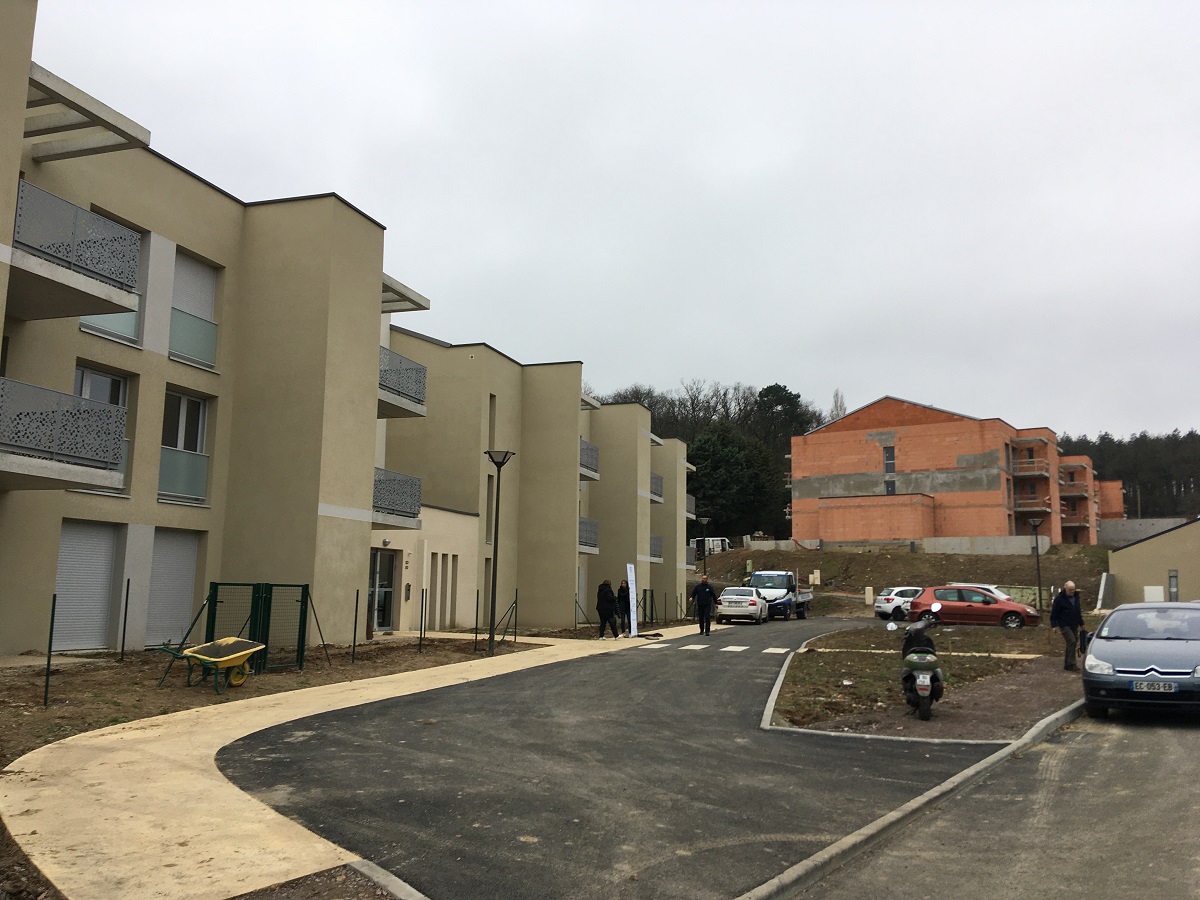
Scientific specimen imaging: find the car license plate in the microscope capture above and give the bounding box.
[726,601,745,607]
[1131,681,1178,693]
[916,672,932,685]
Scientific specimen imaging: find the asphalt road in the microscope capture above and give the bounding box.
[794,710,1200,900]
[219,620,1003,900]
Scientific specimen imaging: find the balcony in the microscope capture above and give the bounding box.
[0,377,126,491]
[1011,458,1051,477]
[650,472,664,502]
[686,493,696,520]
[158,446,208,502]
[579,438,599,481]
[373,467,422,528]
[378,346,427,418]
[1059,482,1091,498]
[578,516,599,554]
[1061,515,1091,528]
[649,534,664,562]
[1014,497,1053,513]
[168,307,218,368]
[686,545,697,568]
[9,181,140,320]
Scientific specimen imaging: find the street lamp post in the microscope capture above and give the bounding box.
[698,517,711,576]
[485,449,515,657]
[1028,518,1044,612]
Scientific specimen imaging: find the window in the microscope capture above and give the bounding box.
[885,480,896,496]
[883,446,895,474]
[75,366,127,407]
[162,391,206,452]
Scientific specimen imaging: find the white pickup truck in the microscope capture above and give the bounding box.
[747,570,813,620]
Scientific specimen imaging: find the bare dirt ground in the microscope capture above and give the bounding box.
[0,555,1096,899]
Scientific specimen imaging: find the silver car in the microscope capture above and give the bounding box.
[1083,602,1200,718]
[716,587,767,625]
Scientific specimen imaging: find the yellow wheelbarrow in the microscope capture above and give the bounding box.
[156,637,265,694]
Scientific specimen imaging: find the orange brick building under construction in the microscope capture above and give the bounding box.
[789,397,1124,547]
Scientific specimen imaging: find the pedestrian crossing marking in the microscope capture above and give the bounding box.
[680,644,709,650]
[719,646,749,652]
[763,648,790,654]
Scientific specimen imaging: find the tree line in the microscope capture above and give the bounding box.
[1059,430,1200,519]
[592,380,828,539]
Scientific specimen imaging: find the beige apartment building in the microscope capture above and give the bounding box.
[373,329,694,636]
[0,1,692,655]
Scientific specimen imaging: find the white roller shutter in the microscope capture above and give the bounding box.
[54,521,117,651]
[145,529,200,646]
[172,252,216,321]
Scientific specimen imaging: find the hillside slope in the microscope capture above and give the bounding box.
[695,544,1108,601]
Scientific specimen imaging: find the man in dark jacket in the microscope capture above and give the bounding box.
[596,580,620,640]
[1050,580,1084,671]
[690,575,718,636]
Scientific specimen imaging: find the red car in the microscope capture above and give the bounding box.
[907,585,1040,629]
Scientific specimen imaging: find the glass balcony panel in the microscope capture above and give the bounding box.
[374,467,422,518]
[81,309,140,342]
[0,376,124,468]
[169,307,218,367]
[158,446,209,501]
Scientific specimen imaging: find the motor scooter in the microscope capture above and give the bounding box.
[887,602,945,721]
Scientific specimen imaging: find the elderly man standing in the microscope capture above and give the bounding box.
[1050,580,1084,671]
[690,575,718,636]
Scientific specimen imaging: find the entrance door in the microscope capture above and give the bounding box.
[369,549,396,631]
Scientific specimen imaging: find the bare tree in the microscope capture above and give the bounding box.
[830,388,847,421]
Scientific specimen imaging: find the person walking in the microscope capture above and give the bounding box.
[597,579,620,640]
[617,579,632,637]
[1050,580,1084,671]
[690,574,718,636]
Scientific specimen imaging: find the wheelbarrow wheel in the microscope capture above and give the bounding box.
[228,664,249,687]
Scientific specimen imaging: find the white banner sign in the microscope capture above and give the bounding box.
[626,562,638,637]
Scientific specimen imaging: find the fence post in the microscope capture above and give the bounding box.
[43,594,57,708]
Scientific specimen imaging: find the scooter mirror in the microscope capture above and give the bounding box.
[886,622,899,632]
[930,601,943,612]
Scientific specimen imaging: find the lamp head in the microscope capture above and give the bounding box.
[485,449,516,468]
[698,516,711,526]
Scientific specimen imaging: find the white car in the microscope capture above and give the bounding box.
[875,586,922,621]
[716,587,767,624]
[949,583,1013,601]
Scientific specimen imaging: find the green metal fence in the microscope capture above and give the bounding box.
[204,582,309,673]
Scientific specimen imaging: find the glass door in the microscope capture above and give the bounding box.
[368,549,396,632]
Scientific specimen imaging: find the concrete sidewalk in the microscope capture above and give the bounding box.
[0,629,661,900]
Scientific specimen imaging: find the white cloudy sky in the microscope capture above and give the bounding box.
[31,1,1200,439]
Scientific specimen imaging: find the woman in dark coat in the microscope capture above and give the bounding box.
[616,579,632,636]
[596,580,620,639]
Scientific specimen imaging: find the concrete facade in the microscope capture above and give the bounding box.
[790,397,1123,548]
[1108,519,1200,604]
[0,4,692,653]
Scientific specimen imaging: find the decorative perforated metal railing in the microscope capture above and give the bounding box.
[0,376,125,468]
[686,545,697,566]
[374,467,422,518]
[649,534,664,560]
[13,180,140,291]
[579,438,599,475]
[379,346,427,405]
[686,493,696,516]
[579,516,599,549]
[650,472,664,499]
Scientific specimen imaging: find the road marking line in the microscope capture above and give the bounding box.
[679,644,709,650]
[639,643,672,649]
[762,648,790,654]
[720,646,749,652]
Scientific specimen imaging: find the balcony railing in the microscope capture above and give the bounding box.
[1059,482,1090,497]
[81,308,140,343]
[686,494,696,516]
[379,346,427,405]
[649,534,663,561]
[579,438,599,476]
[14,180,140,291]
[169,307,218,368]
[650,472,664,500]
[158,446,209,502]
[1011,458,1051,477]
[579,516,599,550]
[686,545,697,566]
[374,467,422,519]
[0,377,125,469]
[1014,497,1052,511]
[1061,515,1091,527]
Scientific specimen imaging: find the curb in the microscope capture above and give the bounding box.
[740,698,1085,899]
